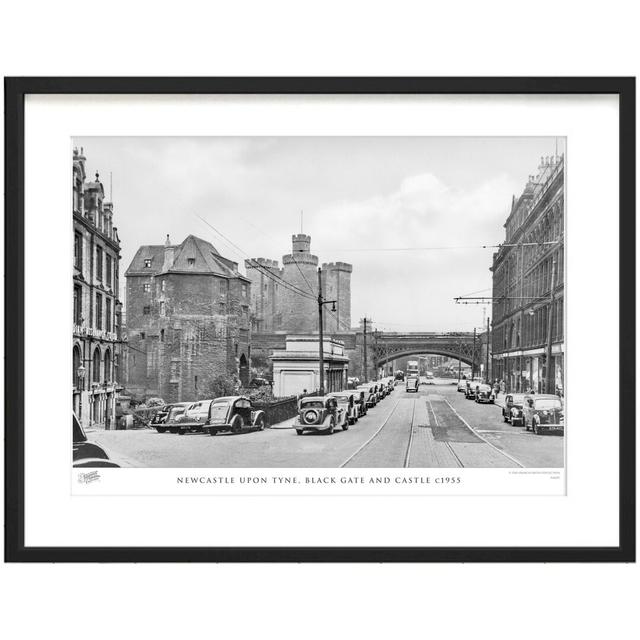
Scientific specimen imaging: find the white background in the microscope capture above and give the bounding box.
[1,2,638,640]
[25,94,610,548]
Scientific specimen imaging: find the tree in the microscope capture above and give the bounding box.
[206,374,237,399]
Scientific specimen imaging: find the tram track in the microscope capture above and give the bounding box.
[340,396,417,468]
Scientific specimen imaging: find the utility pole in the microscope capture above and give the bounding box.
[317,267,337,395]
[472,328,477,378]
[363,317,368,382]
[485,316,491,383]
[458,340,462,381]
[545,257,557,394]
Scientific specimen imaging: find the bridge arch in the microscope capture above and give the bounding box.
[374,349,474,368]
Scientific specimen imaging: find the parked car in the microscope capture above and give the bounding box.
[395,371,405,381]
[153,402,191,433]
[464,381,477,400]
[327,392,359,426]
[175,399,217,433]
[373,382,386,401]
[73,414,120,467]
[502,393,526,426]
[406,376,419,393]
[200,396,266,435]
[164,404,191,433]
[352,389,368,417]
[475,383,495,404]
[457,379,468,393]
[294,396,345,435]
[523,394,564,434]
[357,384,378,408]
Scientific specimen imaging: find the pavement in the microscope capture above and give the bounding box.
[88,382,564,468]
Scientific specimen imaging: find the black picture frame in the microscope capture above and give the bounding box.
[4,77,635,563]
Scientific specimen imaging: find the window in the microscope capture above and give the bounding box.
[160,329,165,343]
[104,350,111,383]
[161,280,166,292]
[241,283,248,298]
[188,258,196,267]
[106,298,112,332]
[143,306,151,315]
[219,280,226,296]
[159,301,165,316]
[106,255,112,287]
[170,361,180,382]
[92,349,101,383]
[96,246,103,281]
[95,293,103,330]
[74,232,83,270]
[73,285,82,325]
[143,283,151,293]
[144,258,152,268]
[219,303,226,314]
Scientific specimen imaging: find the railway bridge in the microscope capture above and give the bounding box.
[372,332,478,368]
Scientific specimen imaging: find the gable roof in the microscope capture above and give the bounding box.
[125,234,248,280]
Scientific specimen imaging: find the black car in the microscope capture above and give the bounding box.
[502,393,527,426]
[73,414,120,467]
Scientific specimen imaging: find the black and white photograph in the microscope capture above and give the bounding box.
[72,136,566,471]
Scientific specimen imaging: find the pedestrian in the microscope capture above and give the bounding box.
[493,379,500,399]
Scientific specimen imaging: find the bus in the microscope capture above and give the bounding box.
[407,360,419,377]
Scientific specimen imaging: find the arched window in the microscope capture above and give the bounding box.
[92,347,101,383]
[104,349,111,383]
[73,345,81,386]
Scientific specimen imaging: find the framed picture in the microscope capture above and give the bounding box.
[4,77,635,562]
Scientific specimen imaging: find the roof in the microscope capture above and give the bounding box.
[125,235,249,281]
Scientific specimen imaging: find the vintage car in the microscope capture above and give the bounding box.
[369,383,383,401]
[406,376,419,393]
[294,396,346,435]
[523,394,564,434]
[475,383,495,404]
[153,402,191,433]
[357,384,378,408]
[327,392,359,425]
[457,379,469,393]
[375,382,387,400]
[352,389,368,417]
[464,380,479,400]
[174,399,217,434]
[385,378,395,392]
[73,414,120,468]
[502,393,527,426]
[202,396,266,435]
[163,404,192,433]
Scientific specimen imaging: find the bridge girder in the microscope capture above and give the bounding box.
[373,334,478,368]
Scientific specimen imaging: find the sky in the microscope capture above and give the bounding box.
[74,136,565,332]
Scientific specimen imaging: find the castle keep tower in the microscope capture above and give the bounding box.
[246,232,352,336]
[322,261,353,333]
[281,234,318,333]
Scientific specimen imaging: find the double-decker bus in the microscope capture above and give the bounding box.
[406,360,419,377]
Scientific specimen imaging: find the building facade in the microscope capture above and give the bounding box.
[271,336,349,397]
[73,148,124,429]
[245,233,352,335]
[491,155,565,395]
[125,234,251,402]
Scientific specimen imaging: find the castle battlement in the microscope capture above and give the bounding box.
[283,253,318,266]
[322,261,353,273]
[245,257,281,270]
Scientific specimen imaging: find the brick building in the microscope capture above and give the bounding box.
[125,234,251,402]
[491,155,565,395]
[245,233,352,335]
[72,147,124,429]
